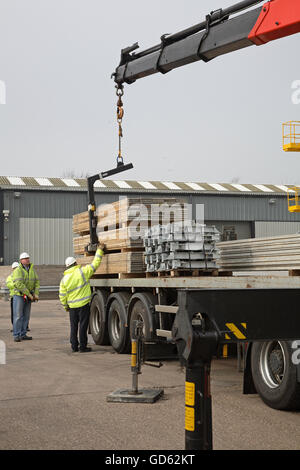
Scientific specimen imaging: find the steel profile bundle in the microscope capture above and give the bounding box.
[144,222,220,272]
[217,233,300,272]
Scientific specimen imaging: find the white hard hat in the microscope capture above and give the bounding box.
[19,252,30,260]
[65,256,76,267]
[12,261,19,269]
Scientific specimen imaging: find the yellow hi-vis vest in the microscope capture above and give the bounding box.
[59,248,103,310]
[11,263,40,297]
[6,274,14,297]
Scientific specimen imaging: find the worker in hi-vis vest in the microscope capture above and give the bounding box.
[59,243,105,352]
[6,261,19,327]
[11,252,40,342]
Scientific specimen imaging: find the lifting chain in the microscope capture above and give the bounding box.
[116,84,124,166]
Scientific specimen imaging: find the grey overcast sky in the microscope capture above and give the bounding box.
[0,0,299,184]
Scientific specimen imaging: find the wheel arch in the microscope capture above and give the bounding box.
[106,291,131,325]
[128,291,157,336]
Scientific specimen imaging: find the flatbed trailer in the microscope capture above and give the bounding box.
[90,273,300,426]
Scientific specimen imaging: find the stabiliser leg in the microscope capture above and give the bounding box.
[107,320,164,403]
[185,359,213,450]
[173,288,300,450]
[184,329,217,450]
[172,290,219,450]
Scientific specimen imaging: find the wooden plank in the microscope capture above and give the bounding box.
[73,197,189,234]
[76,252,145,276]
[73,227,144,255]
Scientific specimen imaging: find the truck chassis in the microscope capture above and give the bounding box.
[90,275,300,420]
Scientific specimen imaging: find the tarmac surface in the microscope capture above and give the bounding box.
[0,299,300,451]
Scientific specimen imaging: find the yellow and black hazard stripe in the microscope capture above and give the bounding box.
[224,322,247,340]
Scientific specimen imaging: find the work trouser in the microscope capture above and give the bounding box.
[69,303,90,351]
[10,297,13,325]
[12,295,31,339]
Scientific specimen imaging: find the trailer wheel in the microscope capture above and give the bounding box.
[89,290,109,345]
[128,293,157,341]
[129,300,153,341]
[251,340,300,410]
[107,293,131,354]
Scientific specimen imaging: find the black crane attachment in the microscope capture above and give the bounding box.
[86,161,133,254]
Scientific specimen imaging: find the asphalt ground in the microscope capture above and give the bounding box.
[0,299,300,451]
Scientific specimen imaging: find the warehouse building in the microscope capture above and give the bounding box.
[1,176,300,265]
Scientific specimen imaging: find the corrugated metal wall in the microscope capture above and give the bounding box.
[19,218,73,265]
[192,194,300,222]
[2,189,190,265]
[3,187,300,265]
[2,190,122,265]
[255,221,300,238]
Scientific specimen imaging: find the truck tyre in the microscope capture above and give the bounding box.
[128,293,157,341]
[89,290,109,345]
[107,292,131,354]
[251,340,300,410]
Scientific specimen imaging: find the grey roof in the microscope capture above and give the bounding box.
[0,176,295,195]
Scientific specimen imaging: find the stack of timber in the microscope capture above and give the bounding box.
[218,233,300,273]
[144,222,220,274]
[73,197,188,277]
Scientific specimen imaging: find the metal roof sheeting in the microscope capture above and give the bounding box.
[0,176,296,194]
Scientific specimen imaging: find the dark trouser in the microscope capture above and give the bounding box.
[10,297,13,325]
[13,295,31,339]
[69,303,90,351]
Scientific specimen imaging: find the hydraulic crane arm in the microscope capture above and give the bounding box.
[112,0,300,85]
